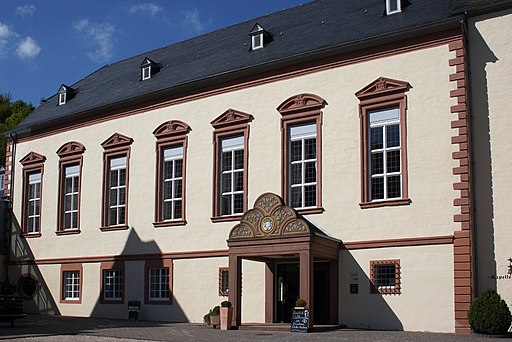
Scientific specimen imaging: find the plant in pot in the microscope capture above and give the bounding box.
[220,300,233,330]
[204,305,220,328]
[295,298,307,309]
[468,289,512,336]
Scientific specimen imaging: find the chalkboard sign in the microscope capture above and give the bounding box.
[291,308,309,333]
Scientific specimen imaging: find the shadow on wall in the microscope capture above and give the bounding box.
[10,218,190,322]
[89,228,188,322]
[339,250,403,331]
[468,16,499,294]
[9,215,60,315]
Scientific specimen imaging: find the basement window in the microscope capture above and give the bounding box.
[386,0,401,15]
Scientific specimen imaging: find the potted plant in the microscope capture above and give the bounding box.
[295,298,307,309]
[220,300,233,330]
[468,289,511,336]
[204,305,220,329]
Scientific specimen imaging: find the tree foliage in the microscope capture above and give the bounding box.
[0,94,34,165]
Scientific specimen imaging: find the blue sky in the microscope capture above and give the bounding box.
[0,1,306,106]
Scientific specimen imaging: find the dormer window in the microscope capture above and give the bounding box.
[249,24,269,51]
[58,92,67,106]
[386,0,401,15]
[57,84,76,106]
[140,57,160,81]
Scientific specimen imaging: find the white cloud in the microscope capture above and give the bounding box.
[16,36,41,59]
[16,4,36,17]
[129,3,162,17]
[73,19,115,63]
[182,9,204,34]
[0,22,13,58]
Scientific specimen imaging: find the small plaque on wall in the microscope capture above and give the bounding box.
[350,283,358,294]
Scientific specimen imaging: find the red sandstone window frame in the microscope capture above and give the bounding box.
[370,259,401,295]
[60,263,83,304]
[20,152,46,238]
[100,261,125,304]
[153,121,191,228]
[356,77,411,209]
[144,259,173,305]
[277,94,326,214]
[219,267,229,296]
[56,142,85,235]
[211,109,253,223]
[100,133,133,231]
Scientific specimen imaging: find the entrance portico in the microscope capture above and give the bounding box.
[227,193,340,328]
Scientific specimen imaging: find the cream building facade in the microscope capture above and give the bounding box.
[2,0,512,334]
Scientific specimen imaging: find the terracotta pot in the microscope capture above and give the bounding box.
[209,314,220,328]
[220,307,233,330]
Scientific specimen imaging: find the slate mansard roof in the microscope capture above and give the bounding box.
[15,0,512,134]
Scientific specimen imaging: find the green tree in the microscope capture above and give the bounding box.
[0,93,34,165]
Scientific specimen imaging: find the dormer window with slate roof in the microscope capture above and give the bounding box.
[57,85,76,106]
[249,24,269,50]
[386,0,401,15]
[140,57,160,81]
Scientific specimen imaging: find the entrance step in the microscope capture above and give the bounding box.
[239,323,342,332]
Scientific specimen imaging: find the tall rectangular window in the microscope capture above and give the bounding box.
[211,109,252,222]
[289,124,317,209]
[153,120,190,228]
[63,165,80,230]
[369,107,401,201]
[108,157,127,226]
[356,77,410,209]
[57,142,85,234]
[101,133,133,231]
[20,152,46,237]
[26,172,41,234]
[278,94,325,214]
[220,136,244,216]
[162,147,183,221]
[219,268,229,296]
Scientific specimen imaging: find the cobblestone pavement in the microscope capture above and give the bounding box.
[0,315,506,342]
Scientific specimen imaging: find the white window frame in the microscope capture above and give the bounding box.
[27,172,41,234]
[103,269,122,301]
[162,147,183,221]
[220,136,244,216]
[63,271,80,300]
[252,33,264,50]
[63,165,80,230]
[289,124,317,209]
[142,65,151,80]
[58,92,67,105]
[108,157,127,226]
[148,267,170,301]
[386,0,401,15]
[368,107,402,201]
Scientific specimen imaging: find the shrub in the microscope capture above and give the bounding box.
[211,305,220,315]
[203,305,221,324]
[221,300,232,308]
[295,298,307,307]
[468,289,512,335]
